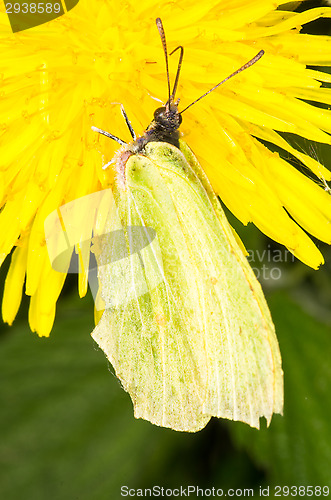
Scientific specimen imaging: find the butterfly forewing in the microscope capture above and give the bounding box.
[92,141,283,431]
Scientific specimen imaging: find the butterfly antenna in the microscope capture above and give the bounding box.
[156,18,171,107]
[180,50,265,114]
[169,45,184,100]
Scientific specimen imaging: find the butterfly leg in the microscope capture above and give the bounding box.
[91,104,136,144]
[120,104,136,140]
[91,125,127,146]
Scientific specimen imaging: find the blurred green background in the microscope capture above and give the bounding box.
[1,2,331,499]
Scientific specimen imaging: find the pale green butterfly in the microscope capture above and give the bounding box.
[91,18,283,432]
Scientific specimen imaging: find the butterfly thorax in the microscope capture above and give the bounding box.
[116,102,182,190]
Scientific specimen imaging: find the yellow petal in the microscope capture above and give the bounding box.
[2,241,28,325]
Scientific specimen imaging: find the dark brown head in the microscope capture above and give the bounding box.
[153,103,182,131]
[142,101,182,148]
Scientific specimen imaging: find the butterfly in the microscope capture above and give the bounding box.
[91,18,283,432]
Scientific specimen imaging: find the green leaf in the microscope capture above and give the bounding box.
[1,270,331,497]
[227,290,331,486]
[0,294,176,499]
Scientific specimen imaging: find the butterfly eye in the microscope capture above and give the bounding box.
[153,107,167,121]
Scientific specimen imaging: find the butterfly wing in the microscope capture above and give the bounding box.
[91,141,283,432]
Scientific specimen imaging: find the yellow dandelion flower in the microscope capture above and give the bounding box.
[0,0,330,336]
